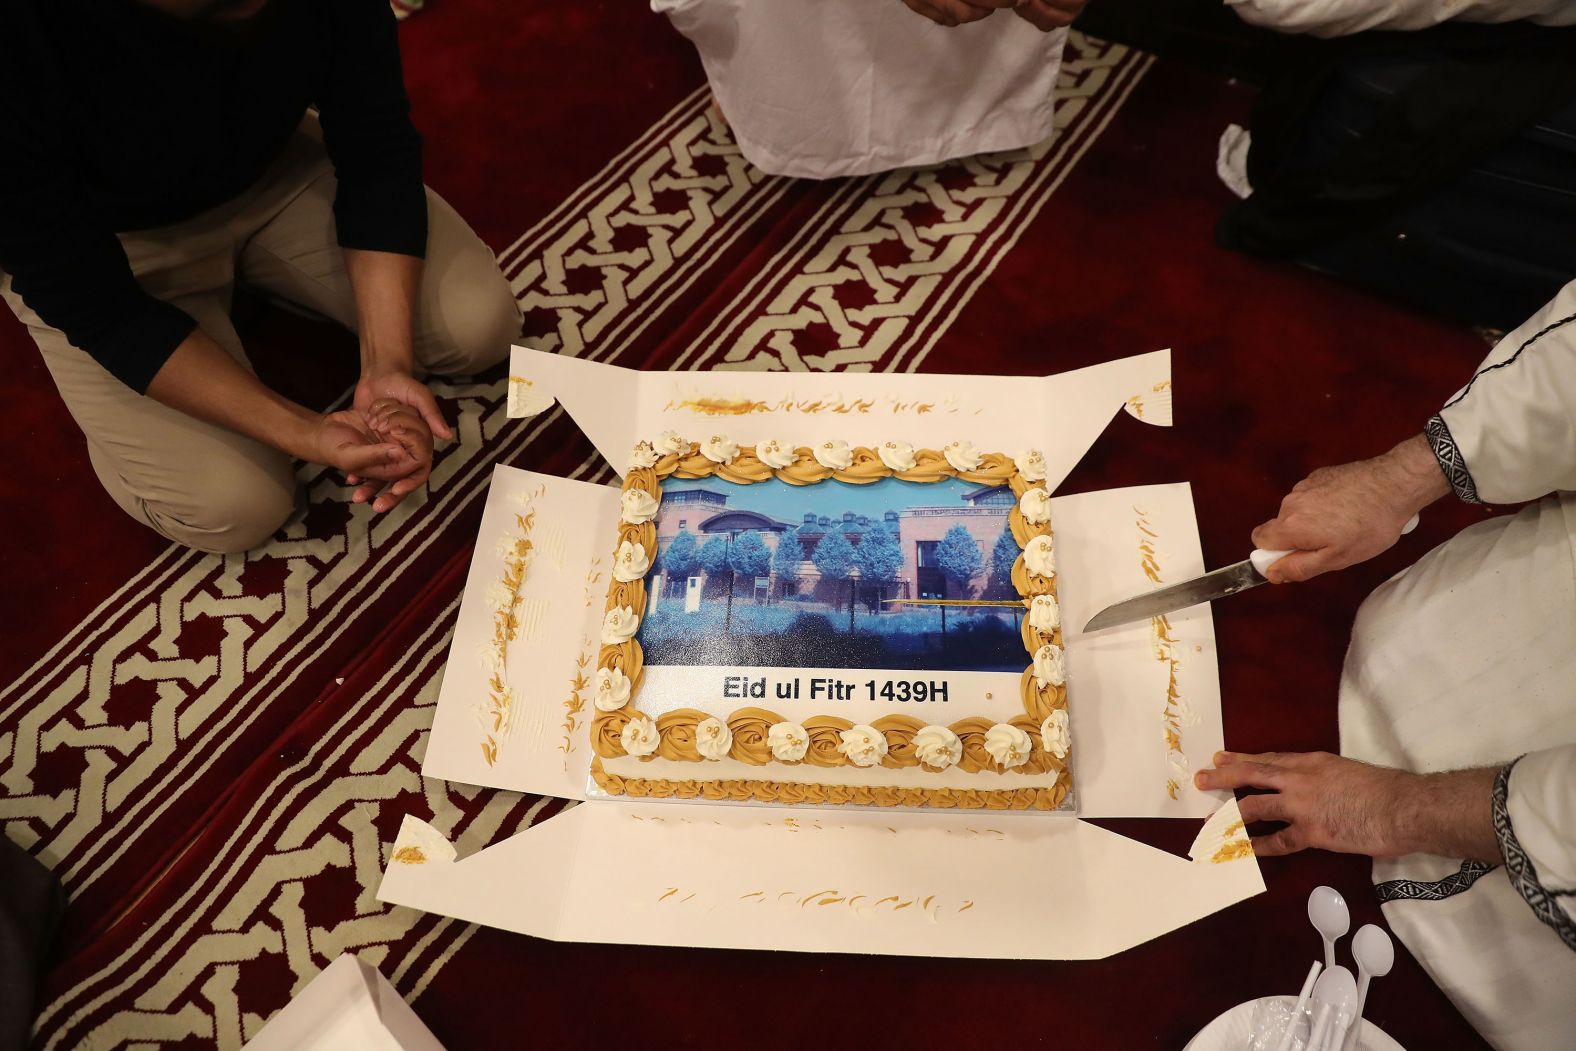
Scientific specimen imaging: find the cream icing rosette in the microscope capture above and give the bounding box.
[1014,448,1047,483]
[1041,709,1070,760]
[619,489,659,525]
[695,716,733,760]
[942,440,982,472]
[620,714,660,757]
[700,434,739,464]
[1024,534,1056,577]
[767,721,809,761]
[755,439,798,469]
[984,723,1033,770]
[837,724,888,767]
[593,667,632,712]
[657,430,689,455]
[612,540,651,582]
[1019,487,1051,525]
[601,605,640,645]
[1027,594,1061,633]
[913,724,963,770]
[877,440,916,472]
[812,439,852,471]
[628,440,659,470]
[1033,643,1066,689]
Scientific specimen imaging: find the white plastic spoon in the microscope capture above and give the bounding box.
[1342,924,1395,1051]
[1308,886,1351,972]
[1307,965,1357,1051]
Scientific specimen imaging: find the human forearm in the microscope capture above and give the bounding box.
[145,327,319,460]
[1376,433,1453,516]
[1196,750,1502,862]
[344,247,421,378]
[1389,765,1501,864]
[1250,432,1450,583]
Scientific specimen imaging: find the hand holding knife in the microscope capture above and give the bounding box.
[1084,515,1420,633]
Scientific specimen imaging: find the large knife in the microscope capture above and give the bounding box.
[1083,514,1419,633]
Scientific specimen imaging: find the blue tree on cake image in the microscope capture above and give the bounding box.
[729,531,772,600]
[663,528,698,588]
[928,524,984,637]
[811,527,856,618]
[697,535,729,579]
[937,525,984,590]
[772,528,804,598]
[988,527,1019,599]
[855,523,903,616]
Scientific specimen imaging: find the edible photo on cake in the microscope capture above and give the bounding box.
[640,475,1026,674]
[589,434,1072,811]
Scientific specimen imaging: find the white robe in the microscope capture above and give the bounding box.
[1225,0,1576,38]
[1340,279,1576,1050]
[650,0,1066,179]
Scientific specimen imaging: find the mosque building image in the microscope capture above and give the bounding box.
[647,481,1019,613]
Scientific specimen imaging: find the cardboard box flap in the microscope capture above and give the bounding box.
[507,347,1171,494]
[379,799,1261,961]
[422,465,621,800]
[241,952,447,1051]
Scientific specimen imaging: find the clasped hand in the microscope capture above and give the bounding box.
[314,371,453,514]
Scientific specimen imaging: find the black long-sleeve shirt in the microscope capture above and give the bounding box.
[0,0,426,393]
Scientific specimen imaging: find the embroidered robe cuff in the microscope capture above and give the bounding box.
[1493,756,1576,951]
[1424,413,1482,504]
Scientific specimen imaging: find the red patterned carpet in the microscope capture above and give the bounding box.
[0,5,1503,1048]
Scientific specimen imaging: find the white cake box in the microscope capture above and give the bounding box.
[241,954,447,1051]
[378,348,1264,961]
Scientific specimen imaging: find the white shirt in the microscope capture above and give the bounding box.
[651,0,1066,178]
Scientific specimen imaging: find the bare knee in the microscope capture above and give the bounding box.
[145,456,299,554]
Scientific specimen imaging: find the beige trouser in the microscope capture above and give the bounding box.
[1,119,522,554]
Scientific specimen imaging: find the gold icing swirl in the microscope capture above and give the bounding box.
[726,707,780,766]
[655,708,706,761]
[778,450,834,485]
[1009,508,1052,550]
[592,710,633,758]
[958,452,1017,485]
[893,448,953,483]
[831,446,894,485]
[872,714,926,769]
[716,448,776,484]
[803,715,855,767]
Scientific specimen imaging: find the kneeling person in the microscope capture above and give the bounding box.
[0,0,523,552]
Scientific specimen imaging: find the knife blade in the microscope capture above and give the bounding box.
[1083,514,1419,633]
[1082,556,1275,633]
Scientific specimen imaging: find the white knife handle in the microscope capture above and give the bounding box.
[1250,514,1419,579]
[1249,548,1294,577]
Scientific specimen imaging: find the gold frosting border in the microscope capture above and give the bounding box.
[592,440,1070,801]
[593,757,1072,811]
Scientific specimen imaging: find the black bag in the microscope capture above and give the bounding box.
[1217,25,1576,329]
[1,837,63,1051]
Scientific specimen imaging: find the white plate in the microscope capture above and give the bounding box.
[1184,995,1405,1051]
